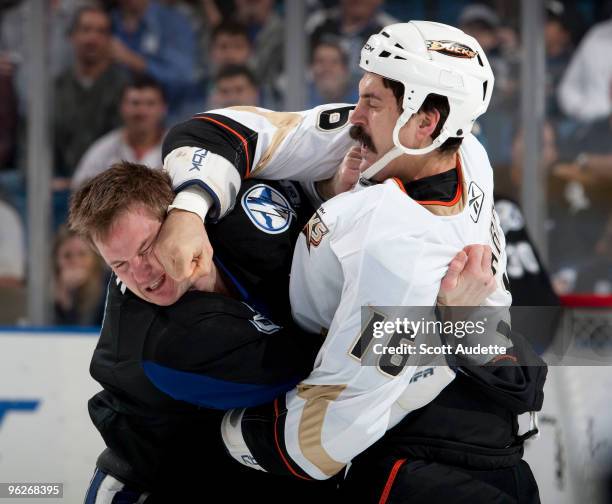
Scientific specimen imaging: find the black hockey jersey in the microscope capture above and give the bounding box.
[88,179,334,499]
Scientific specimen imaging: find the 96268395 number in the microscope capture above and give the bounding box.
[0,483,63,498]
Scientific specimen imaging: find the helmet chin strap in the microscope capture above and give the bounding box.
[359,145,403,182]
[359,109,451,181]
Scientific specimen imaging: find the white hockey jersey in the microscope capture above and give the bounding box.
[162,106,511,480]
[281,134,511,478]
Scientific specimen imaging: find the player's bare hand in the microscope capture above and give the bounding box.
[315,146,364,199]
[153,209,213,285]
[437,244,496,306]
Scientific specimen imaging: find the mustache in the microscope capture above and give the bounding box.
[349,125,377,154]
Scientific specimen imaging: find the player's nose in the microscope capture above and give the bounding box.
[350,102,367,126]
[131,255,154,284]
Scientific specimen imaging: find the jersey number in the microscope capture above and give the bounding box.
[506,242,540,278]
[317,106,354,131]
[349,312,413,377]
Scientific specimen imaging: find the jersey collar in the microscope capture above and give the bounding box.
[391,154,463,207]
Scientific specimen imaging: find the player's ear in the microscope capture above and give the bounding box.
[413,108,439,145]
[419,108,440,137]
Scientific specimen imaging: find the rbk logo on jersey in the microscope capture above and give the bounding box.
[190,148,208,171]
[241,184,296,234]
[302,210,329,252]
[468,182,484,223]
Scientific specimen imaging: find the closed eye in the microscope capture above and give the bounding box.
[114,261,127,271]
[140,240,155,257]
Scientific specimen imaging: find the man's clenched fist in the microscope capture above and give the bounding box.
[153,209,213,285]
[438,244,496,306]
[316,146,364,200]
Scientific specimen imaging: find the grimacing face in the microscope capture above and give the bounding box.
[350,72,439,174]
[350,73,399,171]
[94,204,191,306]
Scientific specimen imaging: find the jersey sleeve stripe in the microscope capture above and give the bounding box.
[378,458,407,504]
[296,384,346,476]
[142,361,301,409]
[195,115,252,177]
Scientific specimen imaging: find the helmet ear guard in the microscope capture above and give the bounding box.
[358,21,494,180]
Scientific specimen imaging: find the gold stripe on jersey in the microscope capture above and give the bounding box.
[229,107,302,177]
[296,383,347,476]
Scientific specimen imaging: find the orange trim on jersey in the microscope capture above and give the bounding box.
[273,398,312,481]
[490,354,518,364]
[391,177,407,194]
[416,154,463,206]
[378,458,407,504]
[195,115,252,177]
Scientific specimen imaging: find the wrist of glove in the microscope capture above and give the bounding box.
[221,408,266,472]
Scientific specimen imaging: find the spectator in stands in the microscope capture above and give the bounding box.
[207,64,259,109]
[206,21,273,105]
[110,0,196,122]
[549,98,612,292]
[1,0,90,200]
[164,0,223,52]
[508,123,560,195]
[54,6,129,186]
[208,21,252,79]
[72,75,166,188]
[558,14,612,122]
[307,0,397,85]
[0,0,87,112]
[459,4,519,166]
[308,37,358,107]
[507,113,612,295]
[459,4,519,112]
[0,196,25,324]
[505,123,580,295]
[53,226,106,326]
[233,0,283,99]
[494,190,561,351]
[545,1,582,119]
[158,0,223,121]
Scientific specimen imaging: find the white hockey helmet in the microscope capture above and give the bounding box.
[358,21,494,179]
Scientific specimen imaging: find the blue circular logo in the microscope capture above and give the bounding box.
[241,184,296,234]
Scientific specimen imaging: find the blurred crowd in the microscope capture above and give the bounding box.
[0,0,611,325]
